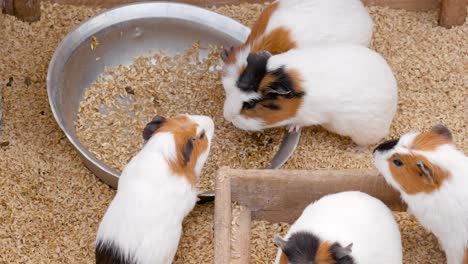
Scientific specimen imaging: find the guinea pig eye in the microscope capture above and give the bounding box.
[393,158,404,167]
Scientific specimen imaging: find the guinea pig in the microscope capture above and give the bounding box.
[95,114,214,264]
[224,44,397,146]
[221,0,373,117]
[274,191,402,264]
[374,125,468,264]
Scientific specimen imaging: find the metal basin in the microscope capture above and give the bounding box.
[47,2,250,188]
[47,2,301,190]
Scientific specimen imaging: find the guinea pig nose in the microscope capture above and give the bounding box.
[373,138,399,153]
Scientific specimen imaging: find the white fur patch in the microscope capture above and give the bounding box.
[96,115,214,264]
[221,0,374,133]
[374,132,468,264]
[274,191,402,264]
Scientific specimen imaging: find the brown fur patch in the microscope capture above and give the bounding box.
[251,27,297,55]
[223,2,279,65]
[463,248,468,264]
[387,152,449,194]
[224,3,295,69]
[152,116,208,186]
[278,251,288,264]
[412,131,452,151]
[259,72,277,90]
[245,2,279,47]
[316,241,335,264]
[241,69,304,125]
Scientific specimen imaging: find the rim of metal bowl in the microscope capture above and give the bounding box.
[46,2,251,185]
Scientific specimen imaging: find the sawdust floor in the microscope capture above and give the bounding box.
[0,2,467,263]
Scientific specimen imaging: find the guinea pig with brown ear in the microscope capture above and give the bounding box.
[224,44,398,146]
[221,0,373,112]
[95,114,214,264]
[274,191,402,264]
[373,125,468,264]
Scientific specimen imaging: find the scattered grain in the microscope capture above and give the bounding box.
[0,2,466,264]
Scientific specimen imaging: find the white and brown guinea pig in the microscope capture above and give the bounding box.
[224,44,397,146]
[95,114,214,264]
[274,191,402,264]
[374,125,468,264]
[221,0,373,115]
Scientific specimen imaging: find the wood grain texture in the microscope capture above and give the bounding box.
[3,0,14,14]
[214,167,232,264]
[229,168,406,223]
[49,0,441,10]
[439,0,467,27]
[3,0,41,21]
[363,0,440,11]
[231,206,251,264]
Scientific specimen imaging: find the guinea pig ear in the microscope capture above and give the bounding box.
[431,124,452,141]
[332,243,353,260]
[415,160,435,185]
[262,68,293,96]
[264,86,291,96]
[182,137,195,166]
[274,234,287,251]
[143,115,166,141]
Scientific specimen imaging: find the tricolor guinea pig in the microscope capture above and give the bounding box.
[274,191,402,264]
[224,44,397,146]
[221,0,373,111]
[374,125,468,264]
[95,114,214,264]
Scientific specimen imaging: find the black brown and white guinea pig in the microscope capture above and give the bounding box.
[95,114,214,264]
[274,191,402,264]
[224,44,397,146]
[374,125,468,264]
[221,0,373,124]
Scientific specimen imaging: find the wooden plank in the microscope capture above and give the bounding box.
[3,0,41,21]
[363,0,440,11]
[48,0,442,10]
[214,167,232,264]
[229,168,406,224]
[231,206,251,264]
[439,0,467,28]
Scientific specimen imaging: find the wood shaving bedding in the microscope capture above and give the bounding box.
[0,2,466,263]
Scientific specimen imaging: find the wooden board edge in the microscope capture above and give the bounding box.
[231,205,251,264]
[228,168,406,223]
[214,166,233,264]
[46,0,442,10]
[439,0,467,28]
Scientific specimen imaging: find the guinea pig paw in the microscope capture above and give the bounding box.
[287,125,302,133]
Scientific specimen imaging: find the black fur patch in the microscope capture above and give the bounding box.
[237,52,271,92]
[240,65,305,110]
[263,67,305,99]
[96,240,136,264]
[263,103,281,110]
[142,115,166,141]
[182,138,194,165]
[280,232,320,264]
[373,138,400,153]
[279,232,355,264]
[331,243,356,264]
[242,98,262,110]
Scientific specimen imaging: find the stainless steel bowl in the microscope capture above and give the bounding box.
[47,2,250,188]
[47,2,301,190]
